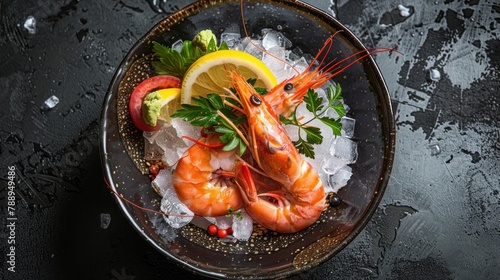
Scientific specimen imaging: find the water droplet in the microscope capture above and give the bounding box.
[76,28,89,43]
[100,213,111,229]
[397,5,411,17]
[23,16,37,34]
[429,68,441,81]
[428,143,441,156]
[42,95,59,110]
[379,5,414,26]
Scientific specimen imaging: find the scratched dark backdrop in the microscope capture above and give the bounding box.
[1,0,499,279]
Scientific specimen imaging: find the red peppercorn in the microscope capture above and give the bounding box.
[217,229,228,239]
[207,224,218,236]
[149,165,160,176]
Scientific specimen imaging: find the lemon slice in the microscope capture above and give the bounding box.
[181,50,277,104]
[142,88,181,126]
[157,88,181,125]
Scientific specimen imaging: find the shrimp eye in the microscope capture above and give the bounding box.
[284,83,294,92]
[250,94,262,106]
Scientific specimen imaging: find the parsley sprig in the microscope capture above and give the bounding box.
[171,93,247,155]
[280,83,346,159]
[151,39,229,78]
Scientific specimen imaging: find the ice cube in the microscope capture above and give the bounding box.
[329,136,358,164]
[262,46,286,72]
[160,196,193,228]
[328,165,353,193]
[281,34,292,49]
[144,137,164,161]
[42,95,59,110]
[171,118,200,146]
[152,168,172,197]
[340,117,356,138]
[143,131,157,144]
[287,46,304,62]
[23,16,36,34]
[100,213,111,229]
[171,39,183,52]
[221,32,241,48]
[260,28,273,36]
[232,209,253,241]
[150,122,192,167]
[321,157,346,175]
[157,174,193,228]
[292,56,309,73]
[262,30,283,50]
[243,38,264,59]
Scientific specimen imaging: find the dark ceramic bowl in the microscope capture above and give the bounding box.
[100,0,395,278]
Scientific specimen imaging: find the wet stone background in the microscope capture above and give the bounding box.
[0,0,499,279]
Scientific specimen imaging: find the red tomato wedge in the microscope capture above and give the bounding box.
[128,75,182,131]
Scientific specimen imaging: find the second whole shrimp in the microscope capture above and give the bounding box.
[226,70,327,234]
[172,133,244,217]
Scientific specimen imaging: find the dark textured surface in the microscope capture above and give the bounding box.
[1,0,499,279]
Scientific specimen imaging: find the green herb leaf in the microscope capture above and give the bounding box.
[327,84,346,118]
[302,126,323,145]
[304,88,324,116]
[293,138,315,159]
[172,93,247,154]
[152,41,204,78]
[319,116,342,136]
[279,114,294,125]
[279,84,346,158]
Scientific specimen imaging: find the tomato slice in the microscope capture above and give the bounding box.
[128,75,182,131]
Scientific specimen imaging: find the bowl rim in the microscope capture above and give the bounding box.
[99,0,396,278]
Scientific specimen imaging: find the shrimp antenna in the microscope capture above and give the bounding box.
[103,177,198,218]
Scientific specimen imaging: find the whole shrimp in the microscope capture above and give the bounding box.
[226,70,326,233]
[172,133,244,217]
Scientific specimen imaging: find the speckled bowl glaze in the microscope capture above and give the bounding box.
[100,0,395,278]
